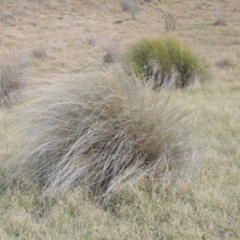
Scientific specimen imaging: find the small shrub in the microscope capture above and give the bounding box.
[102,41,121,64]
[86,35,98,47]
[31,47,47,59]
[124,36,208,90]
[214,16,227,26]
[0,59,26,106]
[3,70,195,202]
[162,12,177,32]
[0,11,14,23]
[103,52,114,64]
[213,0,227,26]
[216,58,234,69]
[121,0,140,20]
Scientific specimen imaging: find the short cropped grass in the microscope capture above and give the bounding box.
[3,70,196,202]
[125,36,209,90]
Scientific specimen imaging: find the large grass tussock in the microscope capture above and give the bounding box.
[125,36,208,90]
[4,71,195,201]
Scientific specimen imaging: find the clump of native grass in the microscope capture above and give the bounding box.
[0,58,26,106]
[124,35,209,90]
[3,69,196,202]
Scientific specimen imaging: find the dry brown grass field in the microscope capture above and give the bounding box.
[0,0,240,239]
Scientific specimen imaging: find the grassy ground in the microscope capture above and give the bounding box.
[0,0,240,239]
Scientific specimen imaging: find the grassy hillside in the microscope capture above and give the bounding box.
[0,0,240,239]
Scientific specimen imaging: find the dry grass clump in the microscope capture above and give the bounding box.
[124,36,208,90]
[162,12,177,31]
[216,58,234,69]
[0,59,26,106]
[0,11,14,23]
[102,41,121,64]
[3,70,195,202]
[85,34,98,47]
[214,16,227,26]
[31,47,47,59]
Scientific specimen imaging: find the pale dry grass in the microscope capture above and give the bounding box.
[0,0,240,239]
[2,69,195,203]
[0,56,26,106]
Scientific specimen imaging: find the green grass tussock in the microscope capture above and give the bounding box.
[3,70,196,202]
[125,35,209,90]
